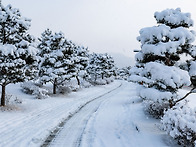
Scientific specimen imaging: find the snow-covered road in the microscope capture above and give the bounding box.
[46,81,179,147]
[47,82,123,147]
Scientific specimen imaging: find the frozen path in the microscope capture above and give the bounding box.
[48,81,176,147]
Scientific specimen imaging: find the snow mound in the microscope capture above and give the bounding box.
[162,102,196,146]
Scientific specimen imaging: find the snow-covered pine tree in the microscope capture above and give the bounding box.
[117,66,131,80]
[130,8,194,116]
[101,53,116,79]
[87,53,101,82]
[72,44,89,86]
[87,53,116,83]
[38,29,76,94]
[37,28,53,58]
[0,4,37,106]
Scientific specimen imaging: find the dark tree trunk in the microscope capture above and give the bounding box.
[102,73,104,79]
[1,85,6,106]
[53,78,57,94]
[76,76,80,86]
[95,75,97,82]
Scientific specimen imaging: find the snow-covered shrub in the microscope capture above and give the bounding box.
[140,86,172,118]
[21,82,49,99]
[162,102,196,146]
[143,100,170,119]
[92,79,107,85]
[57,86,72,94]
[6,95,23,105]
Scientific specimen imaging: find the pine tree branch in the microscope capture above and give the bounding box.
[170,87,195,108]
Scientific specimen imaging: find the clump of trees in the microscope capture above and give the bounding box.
[87,53,116,84]
[0,4,117,105]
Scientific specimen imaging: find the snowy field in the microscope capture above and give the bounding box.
[0,80,195,147]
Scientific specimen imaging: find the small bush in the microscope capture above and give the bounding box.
[5,94,23,105]
[58,86,72,94]
[143,100,170,119]
[161,102,196,146]
[21,81,49,99]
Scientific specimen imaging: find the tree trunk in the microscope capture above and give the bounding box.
[102,73,104,79]
[1,85,6,106]
[76,76,80,86]
[94,75,97,82]
[53,78,57,94]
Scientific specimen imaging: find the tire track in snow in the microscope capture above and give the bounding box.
[41,82,122,147]
[79,83,128,147]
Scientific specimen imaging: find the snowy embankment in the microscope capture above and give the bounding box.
[0,81,121,147]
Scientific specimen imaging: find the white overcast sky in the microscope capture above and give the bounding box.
[3,0,196,59]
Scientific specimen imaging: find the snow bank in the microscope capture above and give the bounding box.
[162,102,196,146]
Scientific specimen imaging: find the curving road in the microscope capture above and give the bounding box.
[43,83,123,147]
[42,81,180,147]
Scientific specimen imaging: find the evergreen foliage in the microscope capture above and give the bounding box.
[72,45,89,85]
[37,29,76,94]
[0,4,37,106]
[130,8,194,116]
[87,53,116,83]
[117,66,131,80]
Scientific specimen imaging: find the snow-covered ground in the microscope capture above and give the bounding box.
[0,80,194,147]
[0,81,121,147]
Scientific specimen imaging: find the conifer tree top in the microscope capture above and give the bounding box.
[154,8,194,28]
